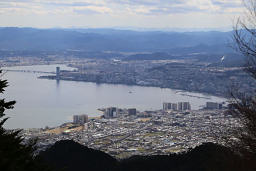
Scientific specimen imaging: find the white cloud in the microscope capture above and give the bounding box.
[0,0,245,29]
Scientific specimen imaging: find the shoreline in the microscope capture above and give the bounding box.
[39,75,227,99]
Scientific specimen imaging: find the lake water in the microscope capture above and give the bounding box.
[1,64,226,129]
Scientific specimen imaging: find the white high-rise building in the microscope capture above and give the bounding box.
[56,67,60,80]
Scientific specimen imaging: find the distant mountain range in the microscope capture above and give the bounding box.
[0,27,234,53]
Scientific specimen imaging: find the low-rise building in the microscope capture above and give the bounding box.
[128,108,136,115]
[205,102,222,110]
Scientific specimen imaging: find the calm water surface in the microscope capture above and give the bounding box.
[2,65,226,129]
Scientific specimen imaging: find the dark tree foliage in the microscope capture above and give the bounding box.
[0,70,51,171]
[230,0,256,158]
[39,140,253,171]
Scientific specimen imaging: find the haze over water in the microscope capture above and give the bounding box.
[2,65,226,129]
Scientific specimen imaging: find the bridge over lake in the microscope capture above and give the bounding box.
[2,69,55,74]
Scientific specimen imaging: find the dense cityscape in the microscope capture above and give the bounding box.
[21,100,238,159]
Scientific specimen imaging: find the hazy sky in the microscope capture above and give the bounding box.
[0,0,244,30]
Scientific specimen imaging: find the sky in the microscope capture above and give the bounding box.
[0,0,244,30]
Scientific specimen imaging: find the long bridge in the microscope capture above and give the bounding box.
[2,69,55,74]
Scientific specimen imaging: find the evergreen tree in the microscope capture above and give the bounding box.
[0,70,50,171]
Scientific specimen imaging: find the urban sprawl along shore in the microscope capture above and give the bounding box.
[0,57,241,158]
[1,56,255,97]
[21,101,239,159]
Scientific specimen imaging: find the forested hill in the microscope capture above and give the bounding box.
[0,27,233,53]
[38,140,255,171]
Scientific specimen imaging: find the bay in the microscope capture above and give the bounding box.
[1,64,226,129]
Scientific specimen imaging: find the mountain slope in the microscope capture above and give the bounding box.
[39,140,117,171]
[38,140,254,171]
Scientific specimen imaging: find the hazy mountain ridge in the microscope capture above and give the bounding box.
[0,27,233,53]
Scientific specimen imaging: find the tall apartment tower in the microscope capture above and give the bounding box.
[172,103,178,111]
[163,103,178,111]
[104,107,117,119]
[73,114,89,124]
[163,103,172,111]
[56,67,60,80]
[178,102,183,111]
[178,102,191,111]
[183,102,191,111]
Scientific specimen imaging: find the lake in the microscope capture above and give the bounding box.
[1,64,226,129]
